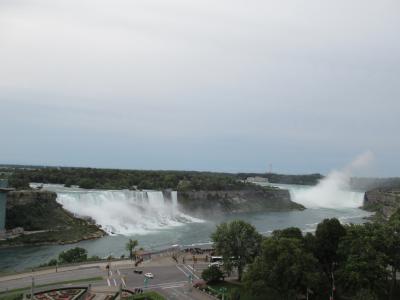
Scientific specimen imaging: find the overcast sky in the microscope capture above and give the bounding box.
[1,0,399,176]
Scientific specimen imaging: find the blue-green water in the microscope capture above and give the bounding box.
[0,184,371,272]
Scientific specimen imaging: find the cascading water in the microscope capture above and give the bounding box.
[268,151,374,209]
[54,188,203,235]
[274,182,365,209]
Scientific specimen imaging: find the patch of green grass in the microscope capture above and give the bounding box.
[0,293,23,300]
[208,281,264,300]
[127,292,165,300]
[0,276,103,296]
[209,281,240,292]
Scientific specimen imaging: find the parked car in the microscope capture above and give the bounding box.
[208,261,223,268]
[144,272,154,279]
[133,269,143,274]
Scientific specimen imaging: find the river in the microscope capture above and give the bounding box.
[0,182,371,272]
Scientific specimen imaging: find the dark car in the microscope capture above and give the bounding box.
[134,269,143,274]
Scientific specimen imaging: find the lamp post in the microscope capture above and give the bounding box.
[30,276,35,300]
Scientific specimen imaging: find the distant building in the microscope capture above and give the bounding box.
[246,176,269,184]
[0,179,14,231]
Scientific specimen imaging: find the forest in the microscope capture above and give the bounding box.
[2,165,318,191]
[207,211,400,300]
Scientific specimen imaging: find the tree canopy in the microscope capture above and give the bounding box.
[244,237,320,300]
[211,220,262,281]
[126,239,139,260]
[58,247,88,264]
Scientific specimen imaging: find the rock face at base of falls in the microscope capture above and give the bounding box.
[1,190,105,247]
[177,188,304,215]
[363,188,400,220]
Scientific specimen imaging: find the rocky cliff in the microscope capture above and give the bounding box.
[363,188,400,220]
[2,190,105,247]
[178,187,304,215]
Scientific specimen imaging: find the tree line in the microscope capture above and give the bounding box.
[2,165,326,191]
[207,211,400,300]
[6,167,264,191]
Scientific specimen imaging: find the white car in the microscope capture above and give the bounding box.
[144,272,154,279]
[208,261,223,268]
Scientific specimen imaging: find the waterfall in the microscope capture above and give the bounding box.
[54,188,203,235]
[283,183,365,209]
[267,152,373,209]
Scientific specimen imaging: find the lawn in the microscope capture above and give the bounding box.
[208,281,264,300]
[0,294,23,300]
[128,291,165,300]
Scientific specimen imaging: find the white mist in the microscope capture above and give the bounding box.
[290,151,374,209]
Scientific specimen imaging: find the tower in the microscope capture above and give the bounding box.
[0,179,13,231]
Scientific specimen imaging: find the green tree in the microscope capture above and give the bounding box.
[353,289,378,300]
[78,178,96,189]
[272,227,303,241]
[201,265,224,283]
[8,176,30,190]
[380,210,400,299]
[337,224,389,297]
[211,220,262,281]
[244,237,320,300]
[64,178,74,187]
[47,258,58,266]
[126,239,139,260]
[314,218,346,292]
[58,247,88,264]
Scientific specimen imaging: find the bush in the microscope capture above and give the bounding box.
[48,258,58,266]
[58,247,88,264]
[201,265,224,283]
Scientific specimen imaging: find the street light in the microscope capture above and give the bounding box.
[30,276,35,300]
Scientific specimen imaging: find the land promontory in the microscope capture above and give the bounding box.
[1,190,105,247]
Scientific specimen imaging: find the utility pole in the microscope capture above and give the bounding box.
[30,276,35,300]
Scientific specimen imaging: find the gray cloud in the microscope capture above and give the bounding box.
[1,0,399,175]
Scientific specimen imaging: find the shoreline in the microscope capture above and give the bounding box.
[0,228,106,249]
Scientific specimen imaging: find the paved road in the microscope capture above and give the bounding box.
[0,261,213,300]
[97,263,208,289]
[0,267,103,292]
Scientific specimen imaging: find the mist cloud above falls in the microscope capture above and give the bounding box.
[292,151,374,209]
